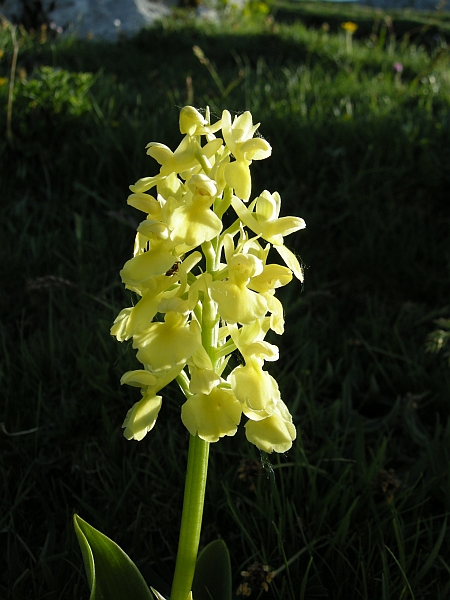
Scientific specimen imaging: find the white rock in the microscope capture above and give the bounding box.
[0,0,177,40]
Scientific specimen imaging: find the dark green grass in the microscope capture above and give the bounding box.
[1,3,450,598]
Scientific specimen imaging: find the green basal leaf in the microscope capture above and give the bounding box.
[192,539,232,600]
[73,514,154,600]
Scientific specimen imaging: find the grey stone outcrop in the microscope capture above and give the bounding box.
[0,0,177,40]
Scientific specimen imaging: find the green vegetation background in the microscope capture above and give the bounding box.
[1,2,450,598]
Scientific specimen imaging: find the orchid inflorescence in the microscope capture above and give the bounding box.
[111,106,305,454]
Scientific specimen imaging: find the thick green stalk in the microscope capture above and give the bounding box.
[170,434,210,600]
[170,238,219,600]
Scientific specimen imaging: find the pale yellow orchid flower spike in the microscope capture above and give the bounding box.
[111,106,305,455]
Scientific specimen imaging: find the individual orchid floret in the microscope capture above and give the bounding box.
[209,252,268,325]
[127,193,163,218]
[120,367,183,441]
[133,313,201,372]
[168,174,222,249]
[179,106,208,136]
[208,236,269,325]
[227,320,278,362]
[120,237,179,289]
[122,392,163,441]
[181,387,242,442]
[114,251,201,340]
[111,248,203,342]
[179,105,223,137]
[245,398,296,453]
[146,137,197,176]
[208,281,267,325]
[232,190,305,280]
[247,263,292,293]
[229,355,281,421]
[221,110,271,200]
[169,200,223,249]
[111,285,163,342]
[147,135,223,178]
[248,264,293,334]
[129,173,164,194]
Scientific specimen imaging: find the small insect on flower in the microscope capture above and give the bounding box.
[165,261,181,276]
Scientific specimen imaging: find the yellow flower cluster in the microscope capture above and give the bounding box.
[111,106,305,453]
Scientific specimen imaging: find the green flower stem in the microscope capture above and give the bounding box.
[170,434,210,600]
[170,237,220,600]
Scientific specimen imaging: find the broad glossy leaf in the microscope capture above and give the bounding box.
[192,539,232,600]
[74,514,154,600]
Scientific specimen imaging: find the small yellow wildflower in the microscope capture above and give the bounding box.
[341,21,358,33]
